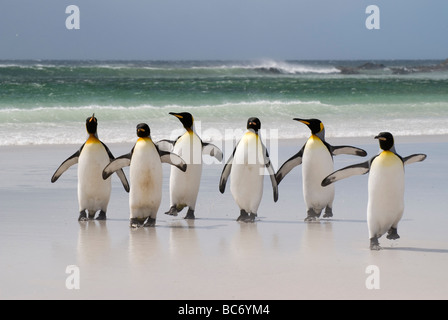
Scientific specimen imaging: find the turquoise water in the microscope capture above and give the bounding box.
[1,60,448,145]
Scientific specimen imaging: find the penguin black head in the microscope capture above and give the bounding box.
[375,132,394,151]
[169,112,194,130]
[247,117,261,132]
[293,118,324,135]
[86,113,98,135]
[136,123,151,138]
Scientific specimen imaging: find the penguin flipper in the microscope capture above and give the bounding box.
[219,153,235,194]
[156,139,176,153]
[101,142,130,192]
[331,145,368,157]
[158,150,187,172]
[266,157,279,202]
[403,153,427,165]
[275,146,304,185]
[51,148,82,183]
[116,169,130,192]
[321,160,371,187]
[202,142,223,162]
[102,154,132,180]
[260,142,279,202]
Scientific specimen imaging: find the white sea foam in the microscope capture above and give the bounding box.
[1,100,447,146]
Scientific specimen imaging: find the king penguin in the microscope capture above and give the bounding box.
[219,117,278,222]
[275,118,367,221]
[51,114,130,221]
[321,132,427,250]
[157,112,223,219]
[102,123,187,228]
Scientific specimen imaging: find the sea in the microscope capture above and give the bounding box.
[1,59,447,146]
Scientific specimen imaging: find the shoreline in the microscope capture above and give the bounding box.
[1,132,448,148]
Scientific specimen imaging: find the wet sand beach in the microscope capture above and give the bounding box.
[1,136,447,300]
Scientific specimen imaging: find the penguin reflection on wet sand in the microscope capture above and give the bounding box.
[102,123,187,228]
[219,117,278,222]
[322,132,427,250]
[157,112,223,219]
[276,118,367,221]
[51,114,130,221]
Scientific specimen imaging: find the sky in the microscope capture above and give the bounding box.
[0,0,447,60]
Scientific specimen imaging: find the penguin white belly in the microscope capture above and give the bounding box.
[129,139,163,219]
[170,132,203,209]
[367,151,405,238]
[302,136,335,211]
[77,140,111,213]
[230,132,264,213]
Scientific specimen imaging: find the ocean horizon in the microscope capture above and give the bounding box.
[1,59,448,146]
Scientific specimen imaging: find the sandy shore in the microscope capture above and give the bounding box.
[0,136,447,300]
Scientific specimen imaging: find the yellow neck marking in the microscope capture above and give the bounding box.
[306,134,324,148]
[245,131,259,139]
[376,150,402,167]
[86,134,100,145]
[137,137,152,143]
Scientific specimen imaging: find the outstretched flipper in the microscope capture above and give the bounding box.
[321,160,371,187]
[275,146,304,185]
[403,153,427,165]
[102,142,130,192]
[330,145,367,157]
[158,149,187,172]
[51,147,83,183]
[202,142,223,162]
[156,139,176,153]
[102,153,132,180]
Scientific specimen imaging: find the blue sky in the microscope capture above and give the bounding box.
[0,0,447,60]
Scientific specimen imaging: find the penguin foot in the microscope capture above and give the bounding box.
[144,218,156,227]
[323,207,333,219]
[237,210,249,222]
[130,218,145,228]
[237,210,256,223]
[304,215,319,222]
[78,211,88,222]
[96,211,107,221]
[184,209,195,220]
[165,206,178,216]
[386,227,400,240]
[370,237,382,251]
[247,213,257,223]
[305,209,321,222]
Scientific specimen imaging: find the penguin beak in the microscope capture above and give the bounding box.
[169,112,183,119]
[375,135,387,141]
[293,118,310,125]
[89,113,95,122]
